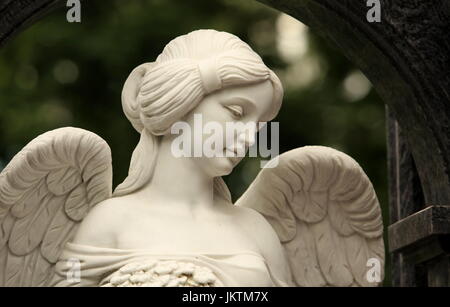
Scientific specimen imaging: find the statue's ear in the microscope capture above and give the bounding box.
[121,62,155,133]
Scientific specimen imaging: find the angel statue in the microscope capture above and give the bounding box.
[0,29,384,287]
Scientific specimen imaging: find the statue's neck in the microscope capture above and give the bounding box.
[134,135,216,211]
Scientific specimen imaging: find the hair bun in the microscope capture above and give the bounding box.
[121,62,154,133]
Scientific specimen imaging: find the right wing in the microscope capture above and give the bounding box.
[0,127,113,286]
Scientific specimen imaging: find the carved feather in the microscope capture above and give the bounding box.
[284,221,326,286]
[31,253,53,287]
[65,184,89,221]
[9,194,61,255]
[47,167,82,196]
[10,179,46,218]
[5,250,25,286]
[20,252,38,287]
[41,205,77,263]
[291,191,327,223]
[311,216,354,286]
[328,199,355,237]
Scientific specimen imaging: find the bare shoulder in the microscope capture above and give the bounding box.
[232,205,292,283]
[232,205,279,240]
[71,197,129,248]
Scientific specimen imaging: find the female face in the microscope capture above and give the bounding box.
[178,79,275,177]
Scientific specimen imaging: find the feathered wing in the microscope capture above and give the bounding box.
[236,146,384,286]
[0,127,113,286]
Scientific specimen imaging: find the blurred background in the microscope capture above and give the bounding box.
[0,0,389,284]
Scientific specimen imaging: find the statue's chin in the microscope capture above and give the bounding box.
[213,156,238,176]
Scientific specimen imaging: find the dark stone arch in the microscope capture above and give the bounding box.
[1,0,449,286]
[0,0,62,46]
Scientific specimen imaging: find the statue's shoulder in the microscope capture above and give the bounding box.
[231,205,278,242]
[71,197,130,248]
[231,205,291,281]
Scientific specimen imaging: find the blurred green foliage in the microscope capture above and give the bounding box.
[0,0,389,285]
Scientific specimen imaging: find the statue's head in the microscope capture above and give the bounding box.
[115,29,283,198]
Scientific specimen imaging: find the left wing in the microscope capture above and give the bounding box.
[236,146,384,286]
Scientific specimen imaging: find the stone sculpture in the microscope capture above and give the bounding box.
[0,29,384,287]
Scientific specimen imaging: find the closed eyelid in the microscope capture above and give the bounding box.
[226,105,243,115]
[222,97,255,116]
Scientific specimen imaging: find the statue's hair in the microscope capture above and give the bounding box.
[114,29,283,200]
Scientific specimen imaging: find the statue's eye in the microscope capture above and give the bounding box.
[226,105,244,119]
